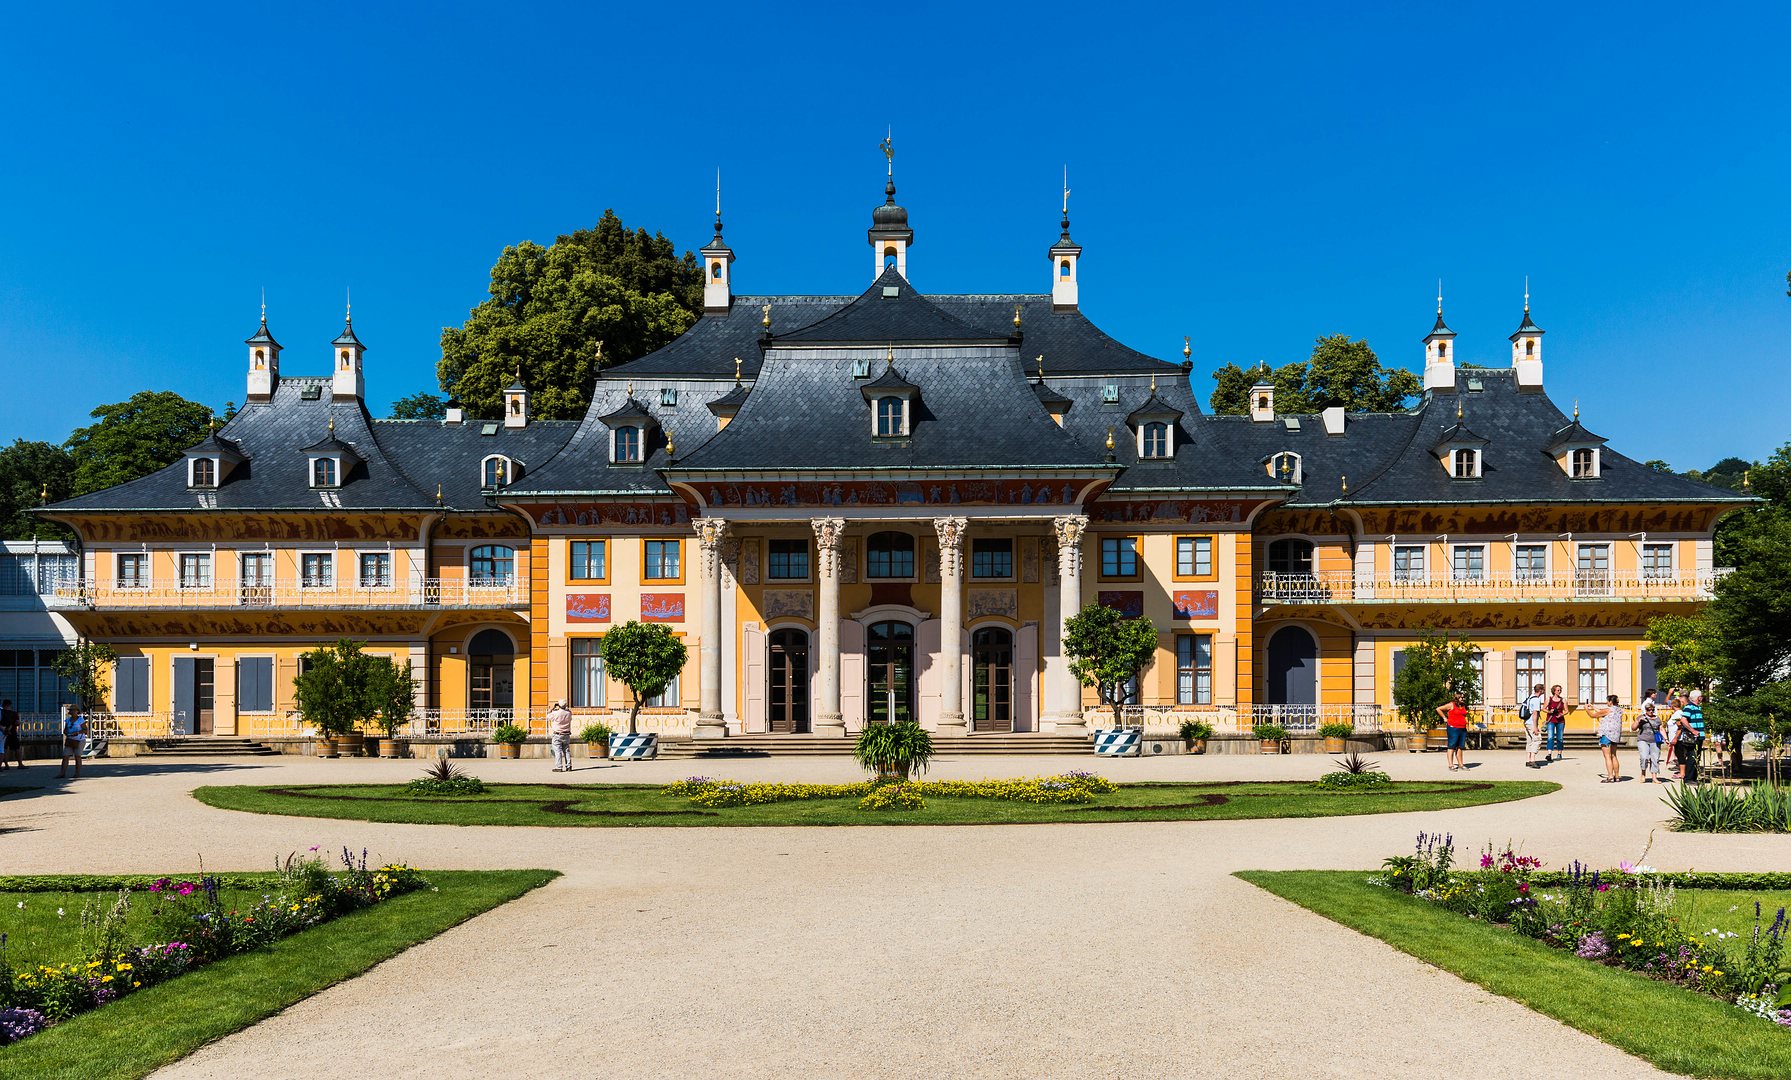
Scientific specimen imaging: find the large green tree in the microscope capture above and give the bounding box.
[63,391,213,497]
[0,439,76,540]
[1209,334,1421,415]
[437,210,703,420]
[388,391,447,421]
[1392,630,1482,731]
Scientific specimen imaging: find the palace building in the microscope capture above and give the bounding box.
[41,175,1750,745]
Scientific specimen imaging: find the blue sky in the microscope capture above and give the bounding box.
[3,1,1786,470]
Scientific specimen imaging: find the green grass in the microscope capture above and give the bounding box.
[2,869,556,1079]
[193,778,1558,828]
[1237,870,1791,1080]
[1672,890,1791,939]
[2,883,284,968]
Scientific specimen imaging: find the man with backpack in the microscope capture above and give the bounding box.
[1519,683,1545,768]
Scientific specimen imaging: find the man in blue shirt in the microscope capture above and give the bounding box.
[1676,691,1705,784]
[58,707,87,779]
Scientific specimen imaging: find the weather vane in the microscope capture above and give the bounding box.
[879,128,893,176]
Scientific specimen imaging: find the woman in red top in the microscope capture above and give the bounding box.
[1435,691,1470,771]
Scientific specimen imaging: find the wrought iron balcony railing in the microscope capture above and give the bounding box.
[51,576,527,611]
[1256,569,1728,605]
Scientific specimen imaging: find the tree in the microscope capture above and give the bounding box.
[1391,630,1482,731]
[63,391,213,496]
[1684,456,1751,492]
[1062,604,1161,729]
[1209,335,1420,415]
[599,621,688,735]
[388,392,447,421]
[52,640,118,713]
[292,639,413,738]
[436,210,703,420]
[0,439,76,541]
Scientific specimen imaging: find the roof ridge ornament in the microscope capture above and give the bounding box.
[1183,336,1191,360]
[733,356,742,384]
[1036,354,1045,381]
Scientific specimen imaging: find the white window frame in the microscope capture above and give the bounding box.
[612,426,643,464]
[116,551,149,590]
[188,457,218,488]
[481,455,513,488]
[1577,651,1610,704]
[310,456,340,488]
[1513,542,1549,581]
[570,638,607,708]
[357,551,394,590]
[1515,651,1547,698]
[1569,447,1600,479]
[1641,542,1675,580]
[177,551,213,590]
[1138,421,1171,459]
[873,396,908,438]
[299,551,335,589]
[1451,448,1481,479]
[1392,544,1426,582]
[1176,633,1213,705]
[1268,452,1302,483]
[1450,543,1487,582]
[643,671,680,709]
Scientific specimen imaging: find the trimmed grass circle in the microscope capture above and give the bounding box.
[193,779,1559,827]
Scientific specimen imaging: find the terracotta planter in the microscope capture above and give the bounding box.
[495,742,521,759]
[1188,738,1208,755]
[588,740,610,759]
[331,734,364,757]
[1428,728,1450,751]
[1324,736,1348,754]
[1258,739,1281,755]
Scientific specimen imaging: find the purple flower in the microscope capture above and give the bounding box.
[1575,932,1611,960]
[0,1007,48,1046]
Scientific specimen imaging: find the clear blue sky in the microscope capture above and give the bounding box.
[3,1,1786,470]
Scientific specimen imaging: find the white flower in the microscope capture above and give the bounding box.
[56,907,65,917]
[14,901,22,909]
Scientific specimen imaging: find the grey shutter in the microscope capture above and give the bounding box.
[1638,650,1658,697]
[114,657,149,714]
[238,657,273,713]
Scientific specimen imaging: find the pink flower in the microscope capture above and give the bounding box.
[176,882,195,897]
[1480,854,1494,869]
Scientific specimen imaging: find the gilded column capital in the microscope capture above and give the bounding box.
[1052,514,1088,577]
[692,517,730,578]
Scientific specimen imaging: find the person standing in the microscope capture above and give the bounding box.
[57,706,87,779]
[1634,688,1662,783]
[1543,684,1568,762]
[546,699,574,773]
[1520,683,1546,769]
[1663,694,1683,778]
[1587,694,1624,782]
[0,699,22,769]
[1436,690,1470,771]
[1679,690,1707,783]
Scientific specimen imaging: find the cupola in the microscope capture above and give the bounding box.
[700,171,735,315]
[1423,285,1456,394]
[1249,366,1275,422]
[1049,171,1081,310]
[1511,285,1545,391]
[245,303,281,402]
[503,370,529,429]
[331,300,365,401]
[867,133,913,281]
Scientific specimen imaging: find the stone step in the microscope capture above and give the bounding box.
[658,735,1090,759]
[143,738,279,756]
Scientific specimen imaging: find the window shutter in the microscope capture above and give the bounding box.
[238,657,273,713]
[115,656,149,713]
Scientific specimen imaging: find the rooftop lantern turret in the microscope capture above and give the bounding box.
[503,368,529,428]
[245,294,281,402]
[700,168,735,315]
[1049,167,1082,310]
[1423,281,1457,394]
[1511,279,1546,391]
[331,292,364,401]
[867,130,913,281]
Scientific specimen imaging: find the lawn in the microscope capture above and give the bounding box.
[193,778,1558,827]
[1237,870,1791,1080]
[1,869,556,1079]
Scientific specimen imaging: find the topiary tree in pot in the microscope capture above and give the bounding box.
[293,639,411,758]
[600,621,688,738]
[1392,630,1481,749]
[1062,604,1160,731]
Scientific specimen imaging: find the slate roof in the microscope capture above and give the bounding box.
[245,318,279,347]
[776,268,1004,345]
[1543,417,1604,452]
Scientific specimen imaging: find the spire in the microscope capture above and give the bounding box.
[1049,165,1082,310]
[700,170,736,314]
[331,291,365,400]
[1423,280,1457,394]
[868,129,913,280]
[1431,279,1452,333]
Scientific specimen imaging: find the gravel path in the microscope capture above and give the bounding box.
[3,749,1778,1078]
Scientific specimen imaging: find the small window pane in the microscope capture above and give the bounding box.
[571,541,607,581]
[191,458,216,487]
[1101,537,1138,577]
[867,532,915,579]
[301,553,334,588]
[971,539,1013,579]
[313,458,338,486]
[179,553,212,589]
[471,545,515,584]
[644,540,681,580]
[1176,634,1212,705]
[359,552,393,588]
[768,539,810,580]
[615,427,641,462]
[1176,536,1212,577]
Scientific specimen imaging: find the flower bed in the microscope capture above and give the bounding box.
[0,849,427,1048]
[1376,832,1791,1032]
[661,772,1120,811]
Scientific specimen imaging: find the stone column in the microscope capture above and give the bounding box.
[692,517,729,740]
[812,517,846,737]
[933,516,969,737]
[1048,514,1089,736]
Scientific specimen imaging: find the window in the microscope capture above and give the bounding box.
[768,539,810,580]
[300,553,334,589]
[866,532,915,579]
[1176,634,1212,705]
[482,456,511,488]
[1452,448,1479,479]
[711,262,723,280]
[644,670,680,709]
[1516,651,1547,699]
[190,458,216,488]
[1266,538,1313,575]
[614,426,642,463]
[1641,543,1674,580]
[570,541,607,582]
[1570,447,1598,478]
[1450,545,1486,582]
[1100,536,1139,578]
[236,656,274,713]
[1100,384,1119,403]
[1514,544,1548,581]
[571,639,606,708]
[0,648,71,713]
[1576,543,1610,577]
[312,457,338,487]
[1060,259,1071,278]
[1437,341,1448,358]
[1175,535,1214,579]
[1466,651,1485,704]
[971,539,1013,580]
[659,388,678,407]
[1141,422,1170,459]
[1392,545,1426,582]
[178,553,212,589]
[117,552,148,589]
[359,552,393,589]
[643,540,681,581]
[875,396,904,437]
[1269,452,1301,483]
[1577,651,1609,704]
[113,655,150,714]
[470,545,515,585]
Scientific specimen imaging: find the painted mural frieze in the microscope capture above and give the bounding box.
[692,478,1088,510]
[967,588,1018,619]
[523,502,689,527]
[1092,499,1258,525]
[762,589,814,620]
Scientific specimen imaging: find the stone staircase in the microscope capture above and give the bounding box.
[658,734,1090,760]
[142,737,279,758]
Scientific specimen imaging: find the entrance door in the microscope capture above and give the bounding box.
[1265,626,1318,723]
[468,629,516,720]
[972,626,1014,733]
[239,553,273,607]
[866,620,915,725]
[171,657,215,735]
[767,629,810,734]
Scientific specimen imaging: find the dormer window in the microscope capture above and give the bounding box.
[482,455,517,488]
[190,458,217,488]
[1452,448,1481,479]
[861,361,918,438]
[1268,452,1302,483]
[1570,447,1599,478]
[614,426,643,464]
[1141,422,1170,459]
[875,396,906,437]
[311,457,339,488]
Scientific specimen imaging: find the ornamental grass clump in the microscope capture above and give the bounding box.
[405,758,486,797]
[1665,781,1791,833]
[853,722,934,781]
[1316,752,1390,790]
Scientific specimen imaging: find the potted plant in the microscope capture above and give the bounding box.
[1319,721,1354,754]
[1392,629,1482,753]
[581,722,614,760]
[1062,603,1160,751]
[1252,722,1289,754]
[369,658,416,759]
[854,721,934,782]
[491,722,527,759]
[1179,718,1214,755]
[600,621,688,760]
[293,639,410,759]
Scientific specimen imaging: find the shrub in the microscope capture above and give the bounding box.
[1251,723,1288,742]
[1178,719,1214,743]
[858,784,925,812]
[853,722,934,781]
[1318,721,1355,739]
[579,722,614,744]
[1665,782,1791,833]
[1317,771,1391,790]
[490,723,528,746]
[406,758,486,796]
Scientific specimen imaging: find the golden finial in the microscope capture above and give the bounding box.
[1013,304,1023,330]
[328,415,335,434]
[733,356,742,383]
[880,126,894,175]
[1150,373,1157,394]
[1455,398,1463,422]
[1105,428,1115,452]
[1573,399,1580,420]
[1742,469,1752,490]
[39,483,48,503]
[761,303,772,330]
[209,415,218,433]
[595,340,604,364]
[435,482,443,506]
[1182,335,1191,360]
[514,363,522,384]
[626,381,634,397]
[886,343,895,367]
[1036,354,1045,380]
[1341,474,1349,493]
[665,429,676,456]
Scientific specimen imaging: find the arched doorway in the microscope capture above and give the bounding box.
[1266,538,1314,576]
[468,628,515,719]
[866,620,914,725]
[972,626,1014,733]
[1265,625,1318,716]
[767,628,810,734]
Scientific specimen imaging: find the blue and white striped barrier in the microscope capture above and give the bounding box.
[1092,728,1142,756]
[608,733,659,760]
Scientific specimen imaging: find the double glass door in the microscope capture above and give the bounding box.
[239,552,273,606]
[972,627,1013,732]
[866,621,914,725]
[768,629,810,734]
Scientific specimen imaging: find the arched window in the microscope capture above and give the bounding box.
[1266,538,1314,575]
[340,349,351,366]
[1141,422,1170,459]
[884,247,897,268]
[470,545,515,585]
[482,456,511,488]
[875,397,904,437]
[1570,447,1597,478]
[1525,339,1535,356]
[311,457,338,488]
[1059,260,1071,278]
[1452,448,1480,478]
[191,458,216,488]
[614,426,642,463]
[1437,341,1448,358]
[254,348,265,366]
[711,262,723,280]
[866,531,915,579]
[1268,452,1301,483]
